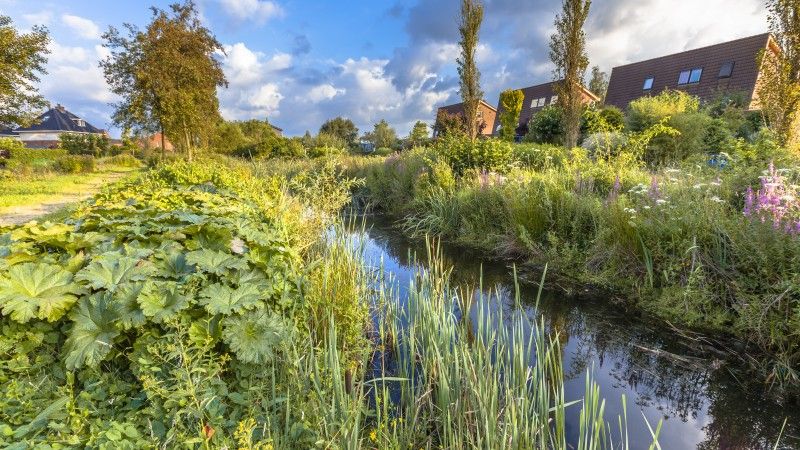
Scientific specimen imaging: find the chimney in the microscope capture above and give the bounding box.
[56,104,65,113]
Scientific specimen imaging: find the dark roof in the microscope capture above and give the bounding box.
[14,105,103,134]
[437,99,497,114]
[492,80,599,134]
[605,33,773,110]
[0,126,16,136]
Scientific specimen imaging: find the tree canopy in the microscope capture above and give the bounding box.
[319,117,359,146]
[0,15,50,128]
[101,1,227,160]
[408,121,430,147]
[364,120,398,149]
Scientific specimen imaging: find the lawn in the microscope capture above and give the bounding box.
[0,167,138,221]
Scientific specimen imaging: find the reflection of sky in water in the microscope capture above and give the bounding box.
[349,218,799,450]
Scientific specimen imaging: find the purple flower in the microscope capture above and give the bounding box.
[648,176,660,201]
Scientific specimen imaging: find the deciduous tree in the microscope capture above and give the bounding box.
[365,119,397,148]
[101,1,227,161]
[498,89,524,141]
[457,0,484,141]
[408,121,430,147]
[550,0,592,149]
[319,117,359,146]
[0,15,50,128]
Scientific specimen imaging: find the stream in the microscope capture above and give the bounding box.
[352,215,799,449]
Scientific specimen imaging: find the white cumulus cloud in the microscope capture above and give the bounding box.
[62,14,101,40]
[305,84,345,103]
[218,0,284,23]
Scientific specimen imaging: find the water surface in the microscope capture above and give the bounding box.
[355,216,799,449]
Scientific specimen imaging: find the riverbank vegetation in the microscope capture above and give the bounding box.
[0,158,661,447]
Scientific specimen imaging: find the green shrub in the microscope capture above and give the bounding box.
[582,106,625,134]
[435,136,515,175]
[374,147,394,156]
[59,133,111,157]
[525,106,563,144]
[53,154,96,173]
[514,143,569,170]
[703,118,735,154]
[103,153,142,168]
[308,145,345,158]
[626,90,699,132]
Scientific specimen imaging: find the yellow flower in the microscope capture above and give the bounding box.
[369,429,378,442]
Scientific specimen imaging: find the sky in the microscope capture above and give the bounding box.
[0,0,770,137]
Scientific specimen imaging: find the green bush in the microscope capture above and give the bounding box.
[103,153,142,168]
[308,145,345,158]
[525,106,564,144]
[53,155,96,173]
[514,143,569,170]
[435,136,515,175]
[59,133,111,157]
[626,90,699,132]
[374,147,394,156]
[582,106,625,134]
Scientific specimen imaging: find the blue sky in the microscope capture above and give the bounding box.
[0,0,769,137]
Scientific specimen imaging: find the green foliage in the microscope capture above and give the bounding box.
[626,90,699,132]
[456,0,485,140]
[0,263,79,323]
[433,109,467,138]
[363,119,397,149]
[498,89,525,141]
[435,136,515,175]
[526,105,564,144]
[101,1,227,160]
[53,155,96,174]
[319,117,359,146]
[0,15,50,128]
[587,65,608,103]
[407,121,430,147]
[582,105,624,134]
[59,133,110,157]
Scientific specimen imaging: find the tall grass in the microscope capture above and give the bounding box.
[263,229,663,449]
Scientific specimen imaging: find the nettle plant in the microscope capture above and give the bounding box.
[0,164,303,370]
[744,162,800,234]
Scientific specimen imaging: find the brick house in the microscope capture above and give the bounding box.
[433,100,498,138]
[605,33,780,110]
[5,104,106,149]
[492,81,599,138]
[140,132,175,152]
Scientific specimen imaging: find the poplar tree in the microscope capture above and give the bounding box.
[758,0,800,146]
[457,0,484,141]
[550,0,592,149]
[101,1,227,161]
[587,66,608,104]
[0,16,50,128]
[498,89,524,141]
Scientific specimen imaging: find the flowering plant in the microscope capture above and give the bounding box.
[743,162,800,234]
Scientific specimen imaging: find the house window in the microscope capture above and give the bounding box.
[643,77,654,90]
[550,95,558,105]
[719,61,734,78]
[537,98,546,107]
[531,98,537,107]
[678,68,702,85]
[689,68,702,83]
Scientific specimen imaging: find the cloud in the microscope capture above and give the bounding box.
[218,0,284,23]
[22,11,53,26]
[304,84,345,103]
[217,43,291,120]
[61,14,101,40]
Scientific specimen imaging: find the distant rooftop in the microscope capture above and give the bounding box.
[13,104,104,134]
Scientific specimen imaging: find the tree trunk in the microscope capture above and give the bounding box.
[159,124,166,161]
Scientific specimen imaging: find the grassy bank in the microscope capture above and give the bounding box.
[0,158,657,448]
[314,137,800,391]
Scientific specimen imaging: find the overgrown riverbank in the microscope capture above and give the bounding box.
[0,158,662,448]
[303,136,800,393]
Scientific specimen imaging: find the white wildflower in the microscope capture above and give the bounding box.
[230,238,246,255]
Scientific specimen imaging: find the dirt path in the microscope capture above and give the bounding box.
[0,170,130,226]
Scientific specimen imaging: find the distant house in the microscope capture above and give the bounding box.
[433,100,498,138]
[492,81,599,138]
[9,104,106,149]
[140,132,175,152]
[270,124,283,136]
[605,33,779,110]
[0,126,16,139]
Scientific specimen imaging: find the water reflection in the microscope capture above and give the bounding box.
[355,216,799,449]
